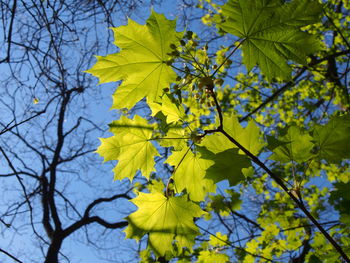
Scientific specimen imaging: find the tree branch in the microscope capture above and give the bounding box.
[0,0,17,63]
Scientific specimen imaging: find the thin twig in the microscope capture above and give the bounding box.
[0,248,24,263]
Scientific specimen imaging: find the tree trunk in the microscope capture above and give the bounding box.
[44,236,63,263]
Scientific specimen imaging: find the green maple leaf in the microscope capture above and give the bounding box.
[202,113,265,156]
[149,94,185,124]
[268,126,314,163]
[312,114,350,163]
[157,126,187,150]
[86,11,182,109]
[330,182,350,223]
[220,0,322,80]
[96,115,159,181]
[125,192,205,256]
[166,147,216,202]
[201,148,251,186]
[207,195,231,217]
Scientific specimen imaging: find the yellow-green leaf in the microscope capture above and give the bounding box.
[166,147,216,202]
[86,11,182,109]
[202,113,265,156]
[268,126,314,163]
[209,232,228,247]
[157,126,187,150]
[197,250,230,263]
[149,94,185,124]
[96,116,159,181]
[125,192,205,256]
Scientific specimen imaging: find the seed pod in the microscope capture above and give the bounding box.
[225,59,233,66]
[186,31,193,39]
[171,50,180,57]
[199,76,214,90]
[185,75,193,83]
[214,78,224,86]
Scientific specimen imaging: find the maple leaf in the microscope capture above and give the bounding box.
[312,114,350,163]
[86,11,182,109]
[220,0,322,80]
[125,192,205,256]
[147,179,166,194]
[268,126,314,163]
[200,148,251,186]
[157,126,187,150]
[166,147,216,202]
[149,94,185,124]
[330,182,350,223]
[202,113,265,156]
[96,115,159,181]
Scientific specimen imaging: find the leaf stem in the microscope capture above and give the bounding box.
[182,43,207,76]
[171,142,193,177]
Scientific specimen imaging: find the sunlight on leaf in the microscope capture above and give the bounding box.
[220,0,322,80]
[86,11,182,109]
[125,192,205,256]
[166,147,216,202]
[96,115,159,181]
